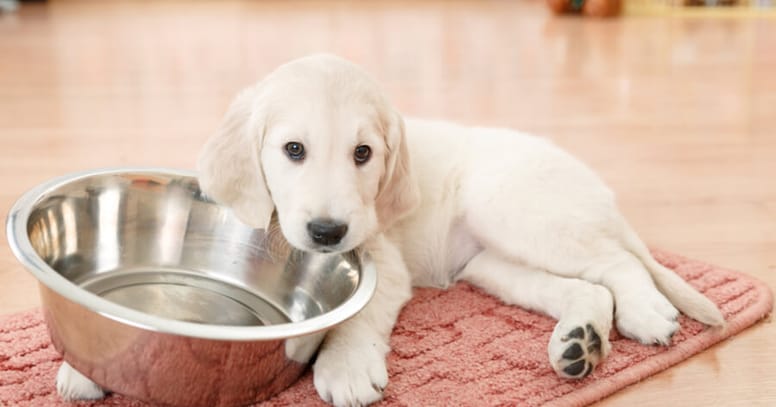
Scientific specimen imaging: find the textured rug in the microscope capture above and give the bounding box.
[0,251,772,407]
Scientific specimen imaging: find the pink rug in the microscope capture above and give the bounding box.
[1,251,772,407]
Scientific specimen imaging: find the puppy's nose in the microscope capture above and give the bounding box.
[307,218,348,246]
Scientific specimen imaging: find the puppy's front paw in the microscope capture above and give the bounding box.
[313,344,388,407]
[56,361,106,401]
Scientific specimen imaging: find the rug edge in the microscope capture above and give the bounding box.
[2,258,773,407]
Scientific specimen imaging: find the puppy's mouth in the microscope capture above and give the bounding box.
[303,238,363,255]
[307,241,352,254]
[281,235,350,255]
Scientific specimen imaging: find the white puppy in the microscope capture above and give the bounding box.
[57,54,724,406]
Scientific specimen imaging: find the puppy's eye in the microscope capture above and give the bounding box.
[285,142,305,161]
[354,145,371,165]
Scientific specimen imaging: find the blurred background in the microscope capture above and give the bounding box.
[1,0,774,405]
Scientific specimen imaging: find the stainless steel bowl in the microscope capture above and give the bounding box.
[5,168,376,407]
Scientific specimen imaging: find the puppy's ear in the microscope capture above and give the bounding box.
[198,85,274,229]
[375,111,420,230]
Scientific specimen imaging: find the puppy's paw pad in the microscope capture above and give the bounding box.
[56,362,105,401]
[554,324,603,379]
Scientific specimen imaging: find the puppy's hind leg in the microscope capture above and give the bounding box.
[581,248,683,346]
[458,250,614,379]
[56,361,106,401]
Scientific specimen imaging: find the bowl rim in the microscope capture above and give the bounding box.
[5,167,377,341]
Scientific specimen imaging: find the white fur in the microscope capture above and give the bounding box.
[56,362,105,400]
[59,54,725,405]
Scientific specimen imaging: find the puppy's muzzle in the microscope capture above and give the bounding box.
[307,218,348,246]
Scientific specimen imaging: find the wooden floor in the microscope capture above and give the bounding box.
[1,0,774,405]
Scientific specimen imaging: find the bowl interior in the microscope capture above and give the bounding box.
[23,171,362,328]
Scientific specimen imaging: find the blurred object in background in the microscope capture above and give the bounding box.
[675,0,775,6]
[1,0,47,14]
[681,0,776,6]
[626,0,776,15]
[546,0,624,17]
[548,0,775,17]
[0,0,19,14]
[683,0,739,5]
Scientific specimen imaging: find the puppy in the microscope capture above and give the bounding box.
[57,54,724,406]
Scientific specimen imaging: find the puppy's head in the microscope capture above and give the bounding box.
[198,54,419,253]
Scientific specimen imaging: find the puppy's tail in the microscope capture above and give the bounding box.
[621,219,726,327]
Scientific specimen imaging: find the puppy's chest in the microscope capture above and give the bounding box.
[390,217,481,289]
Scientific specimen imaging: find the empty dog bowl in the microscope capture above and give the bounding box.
[5,168,377,407]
